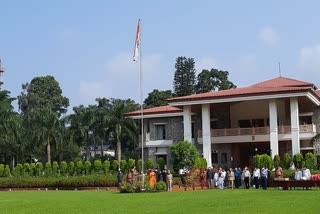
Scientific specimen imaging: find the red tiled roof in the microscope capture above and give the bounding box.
[169,77,317,103]
[126,105,182,116]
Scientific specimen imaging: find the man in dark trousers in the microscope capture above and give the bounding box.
[117,170,123,187]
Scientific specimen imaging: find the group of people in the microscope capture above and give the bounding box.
[294,167,311,180]
[200,166,271,190]
[117,167,173,192]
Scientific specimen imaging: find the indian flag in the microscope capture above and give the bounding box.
[133,19,140,62]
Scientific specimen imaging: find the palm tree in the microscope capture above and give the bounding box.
[108,99,138,167]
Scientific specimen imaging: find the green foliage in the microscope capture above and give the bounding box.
[52,161,59,175]
[128,159,135,170]
[293,153,303,169]
[76,161,83,175]
[173,56,196,96]
[253,155,260,168]
[44,162,52,177]
[12,164,23,177]
[120,160,127,173]
[170,141,199,171]
[119,182,134,193]
[195,68,236,93]
[3,165,10,177]
[283,153,292,169]
[84,160,92,175]
[259,154,272,169]
[146,158,154,170]
[60,161,67,175]
[30,163,36,177]
[157,158,166,170]
[68,161,75,176]
[22,163,31,177]
[103,160,110,174]
[93,160,102,173]
[316,153,320,170]
[273,155,281,168]
[112,160,119,171]
[137,159,142,173]
[0,164,4,177]
[155,181,167,191]
[304,152,315,170]
[194,157,207,168]
[36,162,43,176]
[144,89,173,108]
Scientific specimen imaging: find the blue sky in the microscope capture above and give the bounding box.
[1,1,320,112]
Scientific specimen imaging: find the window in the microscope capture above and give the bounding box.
[212,152,218,164]
[155,124,166,140]
[221,153,227,164]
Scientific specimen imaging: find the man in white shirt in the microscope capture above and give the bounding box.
[253,167,260,189]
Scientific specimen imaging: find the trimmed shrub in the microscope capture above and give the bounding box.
[120,160,127,173]
[94,160,102,173]
[128,159,135,170]
[146,158,154,170]
[260,154,272,169]
[157,158,165,170]
[12,164,23,177]
[137,159,142,173]
[253,155,261,168]
[0,164,4,177]
[3,165,10,177]
[316,153,320,170]
[304,152,315,170]
[60,161,67,176]
[44,162,52,177]
[52,161,59,175]
[76,161,83,175]
[155,181,167,191]
[112,160,119,171]
[293,153,303,169]
[30,163,36,177]
[283,153,292,169]
[22,163,31,177]
[68,161,75,176]
[36,162,44,177]
[273,155,281,168]
[103,160,110,174]
[84,160,92,175]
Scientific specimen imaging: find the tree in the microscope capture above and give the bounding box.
[144,89,173,108]
[18,76,69,163]
[170,141,199,171]
[173,57,196,97]
[195,68,236,93]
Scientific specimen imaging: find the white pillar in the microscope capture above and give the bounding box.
[269,99,279,159]
[202,104,212,167]
[290,97,300,155]
[183,105,192,143]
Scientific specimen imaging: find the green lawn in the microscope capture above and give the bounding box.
[0,188,319,214]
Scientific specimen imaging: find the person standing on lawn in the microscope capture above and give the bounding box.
[260,167,268,190]
[244,167,251,189]
[253,167,260,189]
[166,170,173,192]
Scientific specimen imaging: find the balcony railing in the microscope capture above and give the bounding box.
[198,124,316,137]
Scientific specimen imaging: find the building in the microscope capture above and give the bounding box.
[127,77,320,168]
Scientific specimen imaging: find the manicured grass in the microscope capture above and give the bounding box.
[0,188,319,213]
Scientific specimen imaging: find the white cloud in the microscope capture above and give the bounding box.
[259,27,279,47]
[299,44,320,73]
[196,57,218,73]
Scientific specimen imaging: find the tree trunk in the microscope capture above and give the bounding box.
[47,137,51,164]
[100,139,104,158]
[117,140,121,170]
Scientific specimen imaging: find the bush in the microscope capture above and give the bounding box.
[304,152,315,170]
[103,160,110,174]
[293,153,303,169]
[137,159,142,173]
[3,165,10,177]
[60,161,67,176]
[12,164,23,177]
[112,160,119,171]
[120,160,127,173]
[22,163,31,177]
[44,162,52,177]
[146,158,154,170]
[76,161,83,175]
[94,160,102,173]
[84,160,92,175]
[170,141,199,171]
[157,158,165,170]
[155,181,167,191]
[128,159,135,170]
[119,182,134,193]
[283,153,292,169]
[30,163,36,177]
[273,155,281,168]
[253,155,260,168]
[36,162,43,177]
[52,161,59,176]
[0,164,4,177]
[316,153,320,170]
[68,161,75,176]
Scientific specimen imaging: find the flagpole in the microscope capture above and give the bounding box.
[138,19,144,174]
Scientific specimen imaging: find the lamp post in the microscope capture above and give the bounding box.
[255,147,258,155]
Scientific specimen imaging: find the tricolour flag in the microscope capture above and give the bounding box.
[133,19,140,62]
